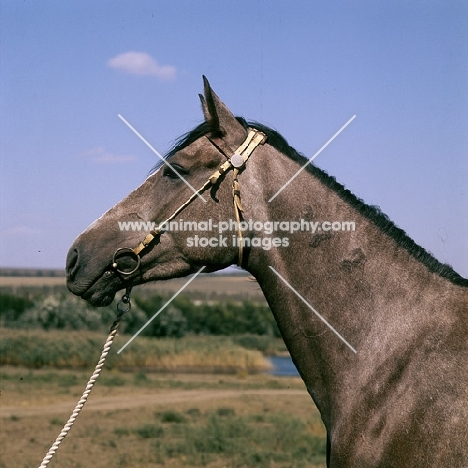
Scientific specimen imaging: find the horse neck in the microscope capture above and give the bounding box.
[243,147,455,425]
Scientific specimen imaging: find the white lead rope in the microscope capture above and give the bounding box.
[38,307,126,467]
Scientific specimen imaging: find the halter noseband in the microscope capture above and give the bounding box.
[112,128,267,275]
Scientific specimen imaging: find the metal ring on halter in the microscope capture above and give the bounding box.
[112,247,141,275]
[117,293,132,313]
[117,285,133,313]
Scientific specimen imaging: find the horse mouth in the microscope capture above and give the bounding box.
[81,282,118,306]
[67,271,126,307]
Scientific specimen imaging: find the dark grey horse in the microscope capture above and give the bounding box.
[66,77,468,467]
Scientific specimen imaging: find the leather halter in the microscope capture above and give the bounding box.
[112,128,267,275]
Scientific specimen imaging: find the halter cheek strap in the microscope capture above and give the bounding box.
[112,128,267,275]
[208,129,268,266]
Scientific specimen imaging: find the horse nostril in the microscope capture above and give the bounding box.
[66,248,79,281]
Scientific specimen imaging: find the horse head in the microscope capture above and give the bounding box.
[66,77,270,306]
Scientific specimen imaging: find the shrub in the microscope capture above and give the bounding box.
[1,289,281,338]
[134,424,165,439]
[217,407,235,417]
[0,292,34,323]
[158,410,187,424]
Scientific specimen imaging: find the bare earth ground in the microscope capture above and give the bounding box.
[0,368,327,468]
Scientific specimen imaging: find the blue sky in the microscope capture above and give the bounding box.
[1,1,467,277]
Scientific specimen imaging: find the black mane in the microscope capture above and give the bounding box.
[150,121,218,174]
[159,118,468,287]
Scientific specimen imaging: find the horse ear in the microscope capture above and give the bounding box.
[201,75,246,146]
[199,94,210,122]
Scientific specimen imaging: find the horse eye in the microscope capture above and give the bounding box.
[163,164,187,179]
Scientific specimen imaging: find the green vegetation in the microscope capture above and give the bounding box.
[0,290,280,337]
[133,293,279,337]
[158,409,188,423]
[118,407,327,467]
[0,328,284,372]
[0,291,117,331]
[0,285,288,373]
[0,292,34,321]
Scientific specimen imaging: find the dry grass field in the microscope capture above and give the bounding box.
[0,367,327,468]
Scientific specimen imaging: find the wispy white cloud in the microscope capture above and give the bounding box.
[107,51,176,81]
[78,146,137,164]
[3,226,42,237]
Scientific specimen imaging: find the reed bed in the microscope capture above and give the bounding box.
[0,328,272,373]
